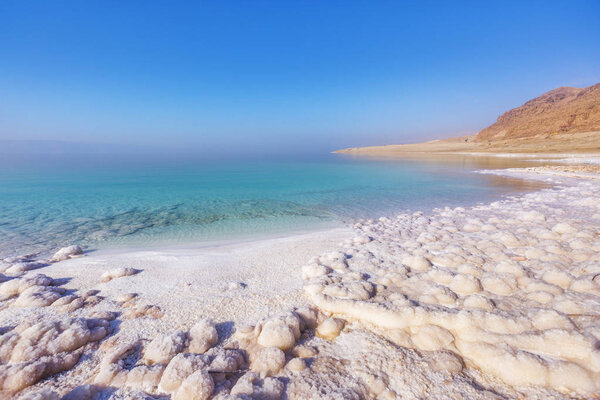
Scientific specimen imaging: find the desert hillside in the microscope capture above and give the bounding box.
[335,83,600,155]
[476,83,600,141]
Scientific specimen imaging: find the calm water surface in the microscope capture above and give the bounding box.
[0,153,545,258]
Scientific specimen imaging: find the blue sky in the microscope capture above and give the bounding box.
[1,1,599,155]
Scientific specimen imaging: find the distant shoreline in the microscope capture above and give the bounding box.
[334,130,600,155]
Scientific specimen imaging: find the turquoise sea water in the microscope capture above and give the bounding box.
[0,154,543,258]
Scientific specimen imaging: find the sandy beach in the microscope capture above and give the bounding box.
[0,157,598,399]
[334,131,600,156]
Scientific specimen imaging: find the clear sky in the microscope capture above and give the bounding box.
[1,1,599,155]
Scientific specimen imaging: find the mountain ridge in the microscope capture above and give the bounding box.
[476,83,600,141]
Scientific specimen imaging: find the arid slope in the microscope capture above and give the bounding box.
[477,83,600,141]
[335,83,600,155]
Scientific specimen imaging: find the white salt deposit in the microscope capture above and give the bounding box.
[100,267,138,282]
[50,245,83,262]
[3,168,600,399]
[301,175,600,395]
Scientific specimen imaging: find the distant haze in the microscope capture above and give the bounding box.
[1,1,599,156]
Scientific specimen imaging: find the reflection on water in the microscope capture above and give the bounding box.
[0,153,552,258]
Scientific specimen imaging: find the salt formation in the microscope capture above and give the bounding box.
[100,267,139,282]
[117,293,163,319]
[50,245,83,262]
[90,320,253,399]
[0,316,113,394]
[1,254,49,277]
[302,179,600,394]
[0,273,72,308]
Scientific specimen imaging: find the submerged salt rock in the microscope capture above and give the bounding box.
[159,353,209,394]
[143,331,188,365]
[50,245,83,262]
[188,319,218,354]
[173,369,214,400]
[251,347,286,377]
[100,267,138,282]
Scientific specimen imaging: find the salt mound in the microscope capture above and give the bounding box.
[251,347,286,377]
[143,331,187,365]
[173,369,213,400]
[0,316,112,393]
[301,181,600,394]
[5,261,47,275]
[230,372,284,399]
[159,353,209,394]
[101,267,139,282]
[188,319,218,354]
[50,245,83,262]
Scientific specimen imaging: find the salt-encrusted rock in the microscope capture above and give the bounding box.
[62,384,103,400]
[100,267,138,282]
[294,306,318,329]
[122,303,163,319]
[0,274,54,301]
[5,261,47,275]
[427,351,464,374]
[301,263,331,280]
[173,369,214,400]
[286,357,307,372]
[143,331,188,365]
[159,353,209,394]
[13,285,65,307]
[257,314,301,351]
[518,210,546,222]
[230,372,285,398]
[251,347,286,377]
[316,318,344,340]
[188,319,218,354]
[18,389,60,400]
[94,341,166,391]
[50,245,83,262]
[401,255,431,271]
[552,222,577,235]
[207,348,245,372]
[292,344,318,358]
[0,317,111,393]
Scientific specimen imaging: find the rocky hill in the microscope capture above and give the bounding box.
[476,83,600,141]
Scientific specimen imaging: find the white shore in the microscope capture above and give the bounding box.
[1,165,600,399]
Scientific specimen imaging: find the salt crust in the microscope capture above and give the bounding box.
[3,174,600,399]
[100,267,139,282]
[302,179,600,394]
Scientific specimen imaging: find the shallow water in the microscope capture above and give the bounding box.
[0,153,545,257]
